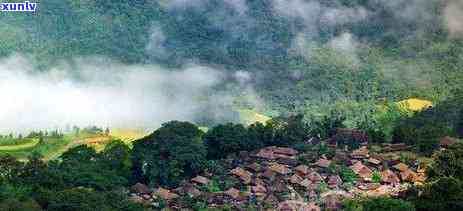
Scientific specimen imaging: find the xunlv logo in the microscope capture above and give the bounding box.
[1,1,37,12]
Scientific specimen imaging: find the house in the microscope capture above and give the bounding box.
[350,162,372,180]
[350,146,369,159]
[315,158,332,168]
[327,175,343,189]
[332,128,369,150]
[381,170,400,184]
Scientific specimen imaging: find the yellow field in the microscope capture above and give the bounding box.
[238,109,272,125]
[0,139,39,151]
[397,98,433,112]
[109,128,147,144]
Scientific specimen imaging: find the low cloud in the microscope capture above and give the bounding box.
[444,0,463,37]
[0,55,238,133]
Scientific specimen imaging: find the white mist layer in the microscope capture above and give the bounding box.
[0,55,225,133]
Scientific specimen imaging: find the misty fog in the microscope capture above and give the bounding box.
[0,55,240,133]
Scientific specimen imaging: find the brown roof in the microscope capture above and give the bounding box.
[273,147,299,156]
[315,158,332,168]
[191,176,210,185]
[254,149,276,160]
[307,202,321,211]
[365,185,391,197]
[290,174,303,184]
[327,175,343,189]
[350,162,372,179]
[358,183,381,191]
[185,186,202,198]
[269,163,292,174]
[154,188,179,200]
[308,171,323,183]
[130,183,151,194]
[350,146,369,159]
[381,169,400,184]
[261,169,277,181]
[277,200,315,211]
[231,167,252,184]
[246,163,261,172]
[299,178,313,189]
[367,158,382,165]
[393,163,409,172]
[251,184,267,194]
[224,188,241,200]
[382,143,409,152]
[400,169,417,182]
[324,194,342,210]
[251,177,265,186]
[295,165,311,175]
[254,146,298,160]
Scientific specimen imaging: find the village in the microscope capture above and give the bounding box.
[127,129,457,210]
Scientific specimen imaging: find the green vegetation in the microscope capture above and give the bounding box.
[343,197,416,211]
[237,109,271,125]
[204,123,253,159]
[132,121,207,187]
[0,139,39,151]
[401,143,463,211]
[371,171,382,184]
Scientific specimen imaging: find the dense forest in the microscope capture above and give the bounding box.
[1,0,463,210]
[1,0,462,118]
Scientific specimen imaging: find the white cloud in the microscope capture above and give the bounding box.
[0,55,229,133]
[444,0,463,37]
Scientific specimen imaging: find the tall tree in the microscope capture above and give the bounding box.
[132,121,206,187]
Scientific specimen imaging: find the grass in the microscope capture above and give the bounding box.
[0,139,39,151]
[0,129,148,161]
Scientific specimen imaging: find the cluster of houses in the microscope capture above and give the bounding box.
[128,140,433,210]
[127,127,462,210]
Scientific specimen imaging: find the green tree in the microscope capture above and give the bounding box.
[247,122,271,149]
[343,197,415,211]
[100,140,132,179]
[46,188,142,211]
[0,198,42,211]
[457,110,463,138]
[204,123,249,159]
[268,114,309,147]
[0,155,23,183]
[427,143,463,181]
[409,177,463,211]
[132,121,206,187]
[58,145,128,191]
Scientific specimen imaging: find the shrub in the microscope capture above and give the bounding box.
[340,166,358,185]
[343,197,415,211]
[371,171,382,183]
